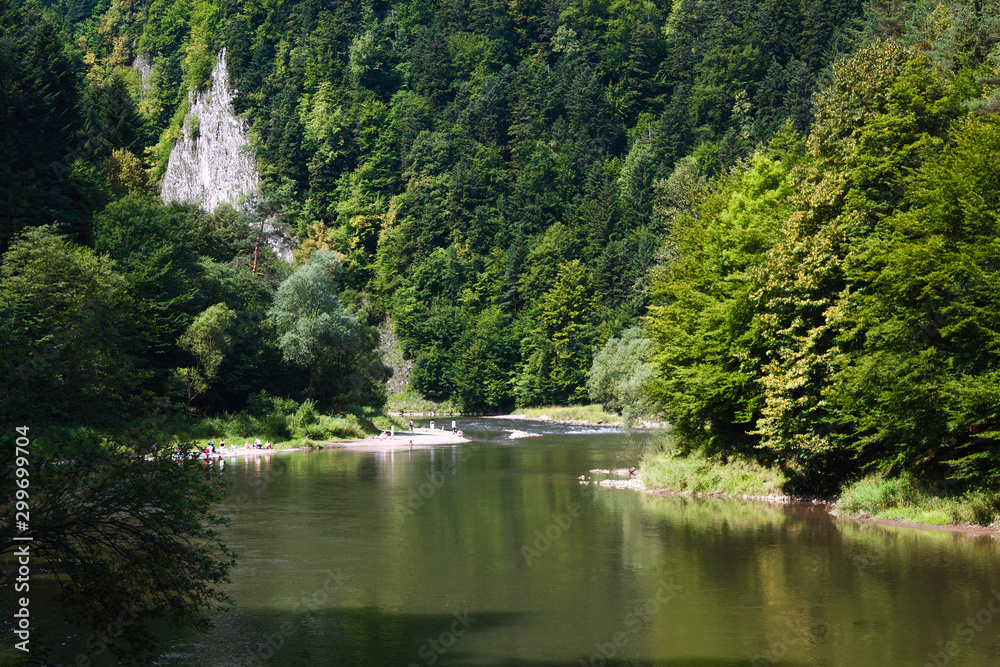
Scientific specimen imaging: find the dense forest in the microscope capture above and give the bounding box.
[5,0,1000,657]
[3,0,1000,494]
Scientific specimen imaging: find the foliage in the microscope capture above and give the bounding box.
[825,114,1000,486]
[175,302,237,412]
[640,446,788,498]
[642,30,1000,500]
[267,250,358,398]
[0,226,146,425]
[587,326,655,420]
[752,40,963,488]
[836,474,1000,526]
[0,431,236,663]
[647,150,795,457]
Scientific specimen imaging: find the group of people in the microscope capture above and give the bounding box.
[204,437,272,456]
[428,419,460,434]
[373,419,464,441]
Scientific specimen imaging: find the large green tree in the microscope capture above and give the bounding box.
[175,302,237,413]
[753,40,961,486]
[267,250,360,400]
[825,115,1000,488]
[0,226,145,425]
[647,150,795,456]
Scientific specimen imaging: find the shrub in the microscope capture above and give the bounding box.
[303,424,327,440]
[228,411,260,438]
[291,399,319,430]
[246,390,298,418]
[260,412,291,440]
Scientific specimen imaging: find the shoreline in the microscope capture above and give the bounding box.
[483,414,665,429]
[612,478,1000,539]
[587,470,1000,539]
[196,428,469,458]
[332,428,469,448]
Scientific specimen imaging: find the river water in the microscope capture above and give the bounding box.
[46,418,1000,665]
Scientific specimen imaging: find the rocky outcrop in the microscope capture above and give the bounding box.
[160,49,259,213]
[133,54,152,91]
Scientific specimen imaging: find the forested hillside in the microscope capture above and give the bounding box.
[4,0,1000,493]
[2,0,864,417]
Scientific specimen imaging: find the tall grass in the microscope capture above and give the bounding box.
[178,396,403,448]
[518,404,623,424]
[385,389,460,415]
[640,448,788,497]
[836,475,999,526]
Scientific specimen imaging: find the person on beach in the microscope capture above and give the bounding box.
[254,437,262,448]
[452,420,456,434]
[409,420,414,431]
[244,440,250,449]
[265,440,272,449]
[430,420,435,430]
[391,425,395,439]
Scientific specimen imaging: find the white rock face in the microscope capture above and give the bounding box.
[134,54,152,91]
[161,49,260,213]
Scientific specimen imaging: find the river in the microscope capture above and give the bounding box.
[46,418,1000,666]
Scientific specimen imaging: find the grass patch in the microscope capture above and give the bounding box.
[836,475,1000,527]
[518,404,623,424]
[161,396,405,451]
[385,388,460,415]
[640,448,788,497]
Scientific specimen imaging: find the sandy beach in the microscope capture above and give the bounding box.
[334,427,469,449]
[196,427,469,458]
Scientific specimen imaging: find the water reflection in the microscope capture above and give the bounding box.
[35,424,1000,666]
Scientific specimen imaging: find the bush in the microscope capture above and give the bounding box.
[291,399,319,430]
[317,414,371,440]
[228,411,260,438]
[837,476,923,517]
[246,390,298,418]
[260,412,291,440]
[640,446,787,497]
[303,424,327,440]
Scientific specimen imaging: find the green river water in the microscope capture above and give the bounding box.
[42,418,1000,666]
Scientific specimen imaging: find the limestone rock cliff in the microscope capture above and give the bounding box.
[160,49,259,213]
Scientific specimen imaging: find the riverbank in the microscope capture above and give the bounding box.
[485,404,665,429]
[192,427,469,457]
[335,428,469,448]
[633,448,1000,536]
